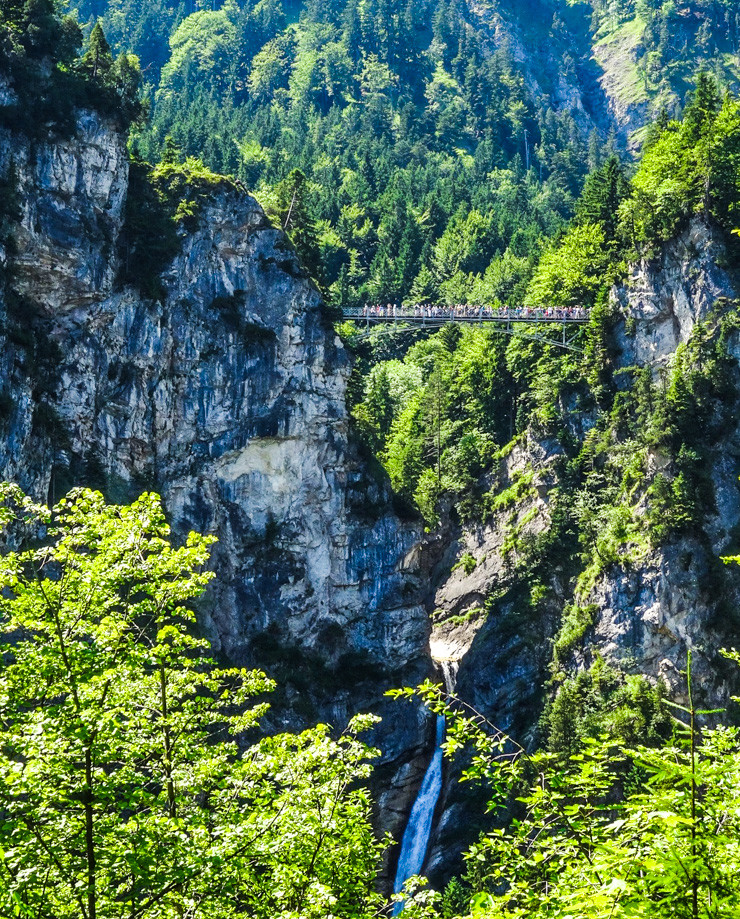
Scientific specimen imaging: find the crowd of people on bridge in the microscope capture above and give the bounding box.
[359,303,589,321]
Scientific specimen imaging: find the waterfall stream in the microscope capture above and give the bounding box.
[392,660,458,914]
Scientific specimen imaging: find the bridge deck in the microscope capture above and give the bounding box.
[341,308,588,325]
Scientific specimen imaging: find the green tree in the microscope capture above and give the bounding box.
[80,21,113,80]
[575,155,630,242]
[0,0,79,61]
[246,32,295,103]
[684,70,722,143]
[0,486,384,919]
[270,168,322,279]
[527,222,610,307]
[620,75,740,247]
[157,4,239,100]
[396,661,740,919]
[109,50,144,125]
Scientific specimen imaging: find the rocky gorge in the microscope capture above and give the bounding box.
[0,105,438,879]
[3,100,740,890]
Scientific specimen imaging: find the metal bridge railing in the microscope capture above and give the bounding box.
[340,306,588,324]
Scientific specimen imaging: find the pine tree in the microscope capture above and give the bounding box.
[575,155,630,241]
[81,20,113,81]
[684,70,721,141]
[274,169,321,279]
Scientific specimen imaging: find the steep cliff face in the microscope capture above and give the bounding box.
[428,433,562,734]
[467,0,740,152]
[0,111,436,865]
[466,0,614,143]
[422,433,565,879]
[422,218,740,878]
[615,220,736,369]
[588,219,740,707]
[465,0,653,149]
[426,221,740,714]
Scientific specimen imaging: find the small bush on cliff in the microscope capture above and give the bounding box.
[119,144,238,298]
[0,485,385,919]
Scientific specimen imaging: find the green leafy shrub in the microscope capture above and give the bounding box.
[551,602,599,665]
[452,552,478,575]
[620,73,740,250]
[0,10,144,136]
[0,486,385,919]
[485,468,535,517]
[527,222,611,308]
[119,149,237,298]
[396,653,740,919]
[544,657,671,754]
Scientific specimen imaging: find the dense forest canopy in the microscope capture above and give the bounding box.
[0,0,144,132]
[348,73,740,533]
[65,0,600,305]
[62,0,740,305]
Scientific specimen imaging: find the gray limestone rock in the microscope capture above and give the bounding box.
[0,111,433,868]
[614,219,735,370]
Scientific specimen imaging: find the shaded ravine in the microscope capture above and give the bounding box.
[392,660,458,912]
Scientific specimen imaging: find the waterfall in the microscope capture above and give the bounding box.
[392,660,457,914]
[391,714,445,914]
[439,659,458,694]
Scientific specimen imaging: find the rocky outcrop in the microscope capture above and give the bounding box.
[466,0,614,144]
[6,112,129,310]
[583,541,737,709]
[419,219,740,878]
[584,217,740,707]
[0,111,434,869]
[428,433,559,730]
[590,16,651,149]
[614,219,736,369]
[419,434,565,879]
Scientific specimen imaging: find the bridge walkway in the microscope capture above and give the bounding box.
[341,307,588,325]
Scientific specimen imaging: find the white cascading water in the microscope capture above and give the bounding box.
[392,659,458,914]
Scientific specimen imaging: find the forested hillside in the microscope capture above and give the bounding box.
[68,0,598,307]
[350,71,740,524]
[67,0,740,306]
[5,1,740,917]
[587,0,740,141]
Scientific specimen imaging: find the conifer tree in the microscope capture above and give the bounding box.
[81,20,113,81]
[684,70,722,141]
[274,168,321,278]
[575,155,630,241]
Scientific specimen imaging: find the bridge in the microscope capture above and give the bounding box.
[340,306,589,352]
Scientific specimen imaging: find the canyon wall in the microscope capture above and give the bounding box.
[0,109,436,872]
[4,103,740,890]
[424,217,740,877]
